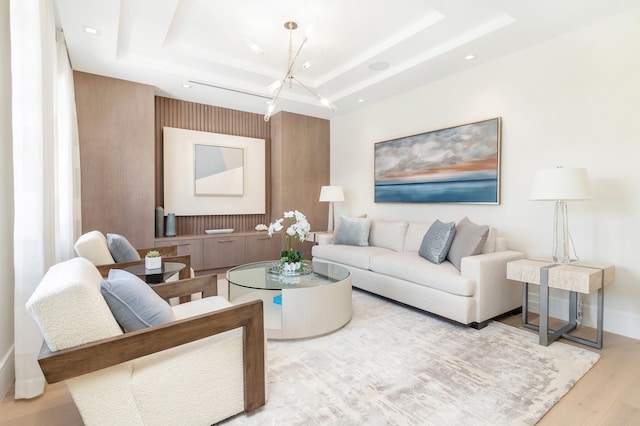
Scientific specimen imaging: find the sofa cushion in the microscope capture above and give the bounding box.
[100,269,175,332]
[447,217,490,271]
[370,252,475,297]
[334,216,371,246]
[403,222,432,253]
[369,220,408,252]
[74,230,115,265]
[312,244,393,270]
[418,220,456,264]
[107,233,141,263]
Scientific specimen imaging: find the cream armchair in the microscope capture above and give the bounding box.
[74,230,193,280]
[26,257,266,426]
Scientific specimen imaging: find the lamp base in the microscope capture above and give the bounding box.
[552,200,570,264]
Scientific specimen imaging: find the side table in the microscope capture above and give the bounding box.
[506,258,615,349]
[123,261,186,284]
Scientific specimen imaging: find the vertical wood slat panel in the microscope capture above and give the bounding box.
[155,97,271,235]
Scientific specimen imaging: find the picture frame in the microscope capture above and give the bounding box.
[163,127,266,215]
[374,117,501,204]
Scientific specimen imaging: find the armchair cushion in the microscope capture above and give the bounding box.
[100,269,175,332]
[74,230,115,265]
[107,233,141,263]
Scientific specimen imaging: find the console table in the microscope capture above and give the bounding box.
[155,231,282,274]
[507,258,615,348]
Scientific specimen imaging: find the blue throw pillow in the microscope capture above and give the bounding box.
[107,233,141,263]
[334,216,371,246]
[100,269,174,332]
[418,220,456,264]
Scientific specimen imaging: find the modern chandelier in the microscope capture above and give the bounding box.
[264,21,337,121]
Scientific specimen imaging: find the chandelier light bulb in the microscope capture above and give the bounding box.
[264,101,277,122]
[263,21,337,121]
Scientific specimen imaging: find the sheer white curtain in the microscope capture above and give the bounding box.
[10,0,81,399]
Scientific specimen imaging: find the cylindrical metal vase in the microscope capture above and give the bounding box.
[155,207,164,238]
[165,213,176,237]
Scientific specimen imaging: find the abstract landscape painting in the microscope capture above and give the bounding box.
[374,118,501,203]
[194,144,244,196]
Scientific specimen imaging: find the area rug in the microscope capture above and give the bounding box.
[221,289,600,426]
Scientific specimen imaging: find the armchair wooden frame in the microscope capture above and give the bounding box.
[37,275,266,412]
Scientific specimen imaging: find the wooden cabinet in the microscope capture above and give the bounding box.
[203,236,245,270]
[157,231,280,273]
[245,234,281,263]
[155,238,204,271]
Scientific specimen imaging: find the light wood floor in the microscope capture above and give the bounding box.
[2,312,639,425]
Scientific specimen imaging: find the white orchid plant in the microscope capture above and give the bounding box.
[268,210,311,267]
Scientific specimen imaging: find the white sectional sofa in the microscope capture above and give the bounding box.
[312,219,524,329]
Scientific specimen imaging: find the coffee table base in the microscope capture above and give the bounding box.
[231,275,352,340]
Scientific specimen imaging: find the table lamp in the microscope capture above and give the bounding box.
[529,167,590,263]
[319,185,345,232]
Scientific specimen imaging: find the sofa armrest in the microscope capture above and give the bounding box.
[316,232,334,245]
[460,250,525,323]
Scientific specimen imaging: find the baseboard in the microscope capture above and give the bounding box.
[526,289,640,341]
[0,345,15,400]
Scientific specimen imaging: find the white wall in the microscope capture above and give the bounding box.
[331,7,640,339]
[0,0,15,398]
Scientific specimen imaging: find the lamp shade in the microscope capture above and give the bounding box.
[529,167,590,201]
[319,186,345,202]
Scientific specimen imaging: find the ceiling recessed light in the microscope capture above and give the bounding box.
[357,99,365,103]
[465,54,476,60]
[181,83,192,88]
[83,25,99,35]
[368,61,389,71]
[244,40,265,55]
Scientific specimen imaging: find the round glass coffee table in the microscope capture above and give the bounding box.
[227,261,352,339]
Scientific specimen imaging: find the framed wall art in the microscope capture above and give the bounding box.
[194,144,244,196]
[163,127,266,215]
[374,117,501,204]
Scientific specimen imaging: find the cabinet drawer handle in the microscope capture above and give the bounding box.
[217,239,234,243]
[257,237,270,240]
[176,243,190,247]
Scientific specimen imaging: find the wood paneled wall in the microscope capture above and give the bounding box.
[155,97,272,234]
[271,111,330,234]
[74,72,155,247]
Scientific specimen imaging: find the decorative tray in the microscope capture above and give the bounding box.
[205,229,234,234]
